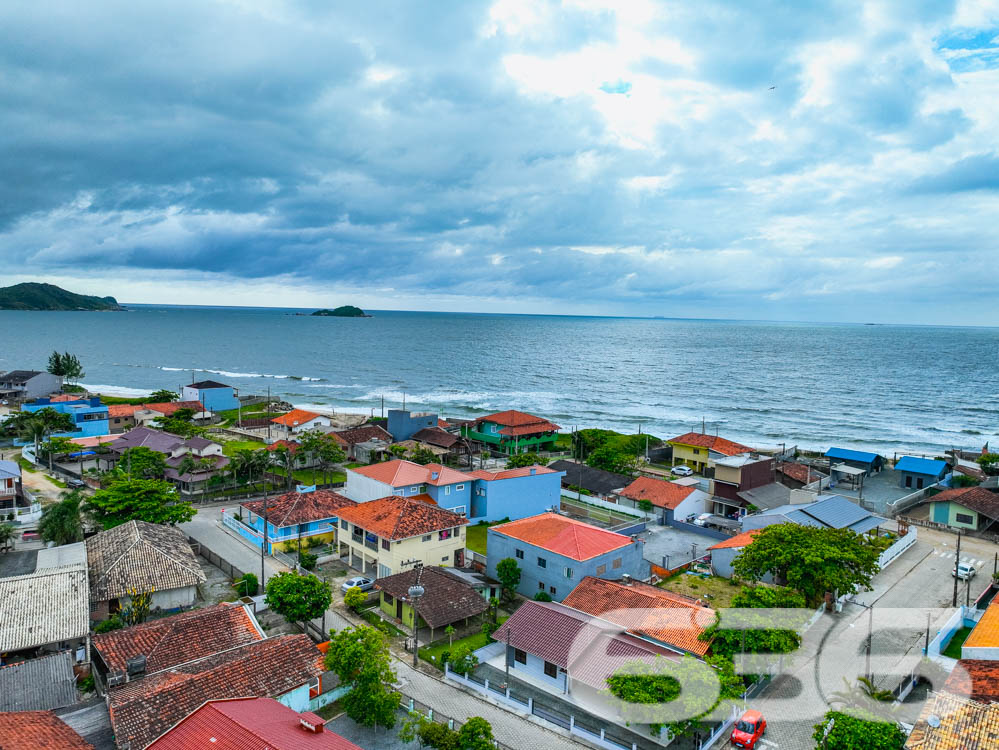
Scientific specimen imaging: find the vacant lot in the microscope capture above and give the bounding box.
[658,571,743,608]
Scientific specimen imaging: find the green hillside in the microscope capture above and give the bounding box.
[0,282,123,311]
[311,305,368,317]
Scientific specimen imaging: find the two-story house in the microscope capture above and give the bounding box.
[466,465,565,521]
[617,475,709,523]
[180,379,240,413]
[461,410,560,455]
[386,409,439,442]
[666,431,753,475]
[486,512,649,602]
[0,370,62,402]
[108,427,229,495]
[336,495,468,578]
[23,397,110,438]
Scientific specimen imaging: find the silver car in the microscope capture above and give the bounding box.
[953,563,977,581]
[341,576,374,594]
[671,464,694,477]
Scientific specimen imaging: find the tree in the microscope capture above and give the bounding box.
[952,473,980,487]
[701,585,808,659]
[388,444,409,459]
[638,499,654,513]
[533,591,552,602]
[445,624,455,646]
[506,452,548,469]
[828,677,899,723]
[732,523,885,605]
[265,571,332,629]
[6,408,75,456]
[38,490,85,546]
[496,558,521,601]
[456,717,495,750]
[268,444,296,490]
[978,453,999,476]
[47,351,85,383]
[149,389,179,402]
[812,711,905,750]
[153,415,206,438]
[0,522,15,551]
[587,444,638,475]
[325,625,400,730]
[119,587,154,626]
[41,435,78,470]
[299,431,345,484]
[118,446,168,479]
[344,585,368,612]
[234,572,259,596]
[408,446,439,465]
[86,478,195,529]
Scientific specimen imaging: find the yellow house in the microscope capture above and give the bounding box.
[336,495,468,579]
[666,432,754,474]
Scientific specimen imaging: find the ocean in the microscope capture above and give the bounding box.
[2,305,997,455]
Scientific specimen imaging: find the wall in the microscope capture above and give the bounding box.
[670,443,708,472]
[186,386,239,413]
[506,645,566,691]
[21,373,64,400]
[948,502,980,530]
[387,410,438,442]
[427,481,473,516]
[276,683,312,713]
[341,521,466,578]
[671,488,710,524]
[143,585,197,611]
[343,470,395,503]
[472,471,564,523]
[709,546,774,582]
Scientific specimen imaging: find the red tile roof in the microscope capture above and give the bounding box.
[93,603,264,677]
[0,711,94,749]
[108,404,139,417]
[147,697,363,749]
[331,424,392,445]
[350,459,473,487]
[955,464,987,481]
[474,410,560,435]
[242,489,356,527]
[776,462,824,484]
[108,634,324,750]
[337,495,467,540]
[272,409,323,427]
[374,567,489,629]
[943,660,999,704]
[144,401,206,416]
[265,439,301,453]
[49,394,81,403]
[490,512,634,561]
[467,465,558,481]
[667,432,753,457]
[561,577,714,656]
[931,486,999,522]
[707,529,762,550]
[618,476,697,509]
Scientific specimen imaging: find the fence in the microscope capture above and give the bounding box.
[666,518,732,541]
[878,526,918,570]
[887,483,942,517]
[398,690,513,750]
[187,536,246,581]
[899,515,999,544]
[560,494,648,535]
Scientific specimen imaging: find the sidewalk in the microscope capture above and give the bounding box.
[180,506,290,582]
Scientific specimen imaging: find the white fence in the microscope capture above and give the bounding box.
[878,526,918,570]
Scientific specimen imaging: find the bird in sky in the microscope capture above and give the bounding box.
[769,85,776,90]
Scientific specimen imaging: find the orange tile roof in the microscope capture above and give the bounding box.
[242,489,356,527]
[0,711,94,749]
[475,410,560,435]
[271,409,323,427]
[337,495,467,540]
[350,460,474,487]
[618,476,697,509]
[667,432,753,456]
[707,529,762,550]
[467,465,558,481]
[908,691,999,749]
[964,598,999,650]
[49,394,81,403]
[69,434,118,448]
[562,576,714,656]
[943,660,999,703]
[108,404,139,418]
[143,401,206,416]
[490,512,634,561]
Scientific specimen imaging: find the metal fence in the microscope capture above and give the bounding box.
[187,537,246,581]
[398,691,512,750]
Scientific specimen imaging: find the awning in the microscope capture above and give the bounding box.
[831,463,867,476]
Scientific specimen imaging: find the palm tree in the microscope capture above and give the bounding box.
[37,491,84,546]
[829,677,899,722]
[268,445,295,491]
[0,522,16,552]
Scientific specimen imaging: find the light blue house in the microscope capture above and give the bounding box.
[467,465,565,522]
[181,379,240,412]
[23,397,110,437]
[387,409,439,442]
[486,512,649,602]
[894,456,949,490]
[225,486,357,553]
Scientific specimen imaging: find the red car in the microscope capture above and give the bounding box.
[731,709,766,748]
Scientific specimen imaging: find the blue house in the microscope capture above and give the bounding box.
[825,447,885,475]
[23,397,110,438]
[894,456,949,490]
[387,409,439,442]
[467,465,565,522]
[181,380,240,413]
[225,486,357,554]
[486,512,649,602]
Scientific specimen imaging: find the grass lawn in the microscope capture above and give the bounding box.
[47,474,67,488]
[269,466,346,485]
[15,457,37,473]
[658,571,743,608]
[345,462,365,469]
[359,608,407,637]
[221,440,266,456]
[419,617,509,667]
[942,626,974,659]
[465,524,490,555]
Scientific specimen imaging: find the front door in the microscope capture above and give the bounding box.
[396,599,403,619]
[454,549,464,567]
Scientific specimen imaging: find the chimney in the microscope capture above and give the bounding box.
[125,654,146,679]
[299,712,326,733]
[431,471,439,480]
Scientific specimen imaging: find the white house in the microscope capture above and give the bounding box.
[270,409,332,438]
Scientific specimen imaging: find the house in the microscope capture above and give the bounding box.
[86,520,207,621]
[919,486,999,533]
[328,423,394,460]
[23,397,110,438]
[180,379,240,413]
[443,566,503,601]
[548,460,631,500]
[907,691,999,749]
[106,634,324,750]
[235,487,356,554]
[108,427,229,495]
[894,456,949,490]
[962,598,999,660]
[461,409,561,455]
[92,602,265,689]
[741,494,887,534]
[490,599,680,696]
[0,711,94,750]
[0,370,63,402]
[271,409,332,437]
[710,453,774,501]
[387,409,438,442]
[465,465,565,522]
[776,462,826,489]
[409,427,473,464]
[0,563,89,662]
[375,566,490,643]
[486,512,649,602]
[107,404,137,433]
[824,447,884,475]
[941,659,999,703]
[134,400,211,426]
[0,652,78,711]
[666,432,753,474]
[707,529,764,579]
[0,458,39,524]
[147,697,363,750]
[346,460,475,512]
[616,476,708,523]
[562,576,715,657]
[337,495,469,578]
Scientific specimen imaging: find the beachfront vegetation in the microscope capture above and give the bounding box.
[86,478,196,529]
[0,282,120,311]
[47,351,85,383]
[506,451,548,468]
[148,389,179,402]
[4,408,74,455]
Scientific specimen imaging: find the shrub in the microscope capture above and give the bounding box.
[234,572,259,596]
[94,615,124,633]
[344,586,368,611]
[533,591,552,602]
[77,675,95,694]
[481,620,499,641]
[298,551,318,570]
[306,535,324,549]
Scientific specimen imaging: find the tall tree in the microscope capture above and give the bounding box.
[732,524,885,605]
[47,351,85,383]
[118,446,168,479]
[586,444,639,475]
[86,478,195,529]
[495,558,521,602]
[325,625,400,730]
[264,571,332,630]
[148,389,179,402]
[38,490,85,545]
[268,444,296,490]
[41,435,78,470]
[701,585,809,659]
[407,446,438,465]
[0,522,15,550]
[7,408,75,456]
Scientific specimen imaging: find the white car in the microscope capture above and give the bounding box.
[671,465,694,477]
[954,563,977,581]
[693,513,713,527]
[341,576,374,594]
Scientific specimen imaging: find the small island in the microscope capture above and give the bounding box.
[311,306,370,318]
[0,282,123,311]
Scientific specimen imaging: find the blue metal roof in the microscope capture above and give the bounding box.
[825,447,880,464]
[801,494,869,529]
[894,456,948,477]
[848,516,886,535]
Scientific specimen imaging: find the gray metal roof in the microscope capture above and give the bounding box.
[848,516,886,535]
[0,651,78,711]
[737,482,791,510]
[0,459,21,479]
[801,494,871,528]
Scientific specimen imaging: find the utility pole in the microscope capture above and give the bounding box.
[925,610,931,654]
[953,532,962,607]
[865,605,873,682]
[266,386,271,442]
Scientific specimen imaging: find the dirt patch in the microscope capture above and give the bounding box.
[657,571,744,608]
[194,557,242,607]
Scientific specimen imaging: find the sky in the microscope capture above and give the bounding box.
[3,0,999,324]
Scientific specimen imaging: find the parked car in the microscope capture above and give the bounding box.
[341,576,374,594]
[954,562,977,581]
[65,478,86,488]
[731,709,766,749]
[671,464,694,477]
[692,513,713,527]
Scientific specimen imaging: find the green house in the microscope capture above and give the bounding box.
[926,486,999,533]
[374,566,490,642]
[461,410,560,455]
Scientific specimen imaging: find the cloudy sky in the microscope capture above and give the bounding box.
[3,0,999,323]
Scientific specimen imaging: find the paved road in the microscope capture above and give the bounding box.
[180,506,290,583]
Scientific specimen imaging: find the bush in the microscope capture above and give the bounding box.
[94,615,124,633]
[533,591,552,602]
[306,535,324,549]
[234,572,259,596]
[77,675,95,694]
[298,551,318,570]
[344,586,368,612]
[481,620,499,640]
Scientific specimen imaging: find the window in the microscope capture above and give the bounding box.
[341,520,349,530]
[564,567,573,579]
[538,581,545,591]
[477,488,486,496]
[383,592,394,604]
[905,476,912,488]
[410,486,419,493]
[449,506,466,516]
[422,534,432,542]
[544,661,558,678]
[537,557,547,568]
[693,448,701,454]
[420,484,427,492]
[596,564,606,575]
[514,649,527,664]
[442,555,449,562]
[956,513,974,524]
[612,557,622,569]
[549,585,556,595]
[456,484,465,491]
[439,529,453,541]
[381,539,391,550]
[515,549,524,559]
[445,485,451,496]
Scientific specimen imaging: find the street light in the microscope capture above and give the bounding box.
[408,564,425,668]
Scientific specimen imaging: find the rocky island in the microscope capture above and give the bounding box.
[0,282,124,311]
[311,305,370,317]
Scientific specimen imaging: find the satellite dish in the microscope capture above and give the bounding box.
[927,714,941,728]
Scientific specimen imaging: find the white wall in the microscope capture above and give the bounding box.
[673,488,710,520]
[344,470,396,503]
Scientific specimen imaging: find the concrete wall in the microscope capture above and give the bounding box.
[16,373,63,400]
[709,546,773,582]
[182,385,239,413]
[471,470,564,523]
[427,481,473,515]
[341,522,466,578]
[276,683,312,713]
[931,501,978,530]
[387,410,438,442]
[506,644,567,691]
[344,470,395,502]
[670,488,710,524]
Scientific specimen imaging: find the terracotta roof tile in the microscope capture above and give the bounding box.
[618,476,697,509]
[144,401,205,416]
[473,410,560,435]
[943,660,999,704]
[489,512,634,561]
[337,495,467,540]
[242,489,356,528]
[561,576,714,656]
[108,404,139,418]
[930,487,999,522]
[467,465,559,481]
[667,432,753,457]
[350,459,473,487]
[964,598,999,650]
[908,691,999,749]
[776,462,825,484]
[707,529,762,550]
[0,711,94,749]
[332,424,392,445]
[374,567,489,629]
[271,409,323,427]
[93,603,264,677]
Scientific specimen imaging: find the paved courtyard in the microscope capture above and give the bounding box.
[639,522,724,569]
